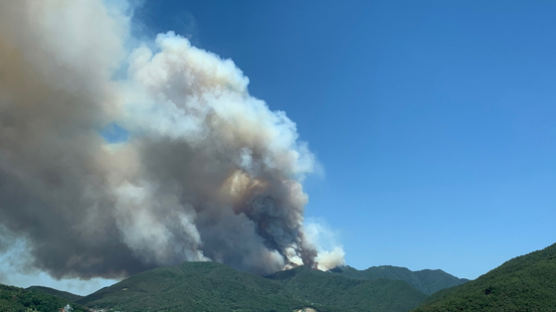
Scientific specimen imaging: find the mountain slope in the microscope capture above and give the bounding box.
[80,261,432,312]
[78,261,324,312]
[27,285,83,302]
[330,265,467,295]
[0,284,86,312]
[268,266,428,312]
[413,242,556,312]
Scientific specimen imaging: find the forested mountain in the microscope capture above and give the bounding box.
[413,243,556,312]
[330,265,467,295]
[78,262,437,312]
[0,284,86,312]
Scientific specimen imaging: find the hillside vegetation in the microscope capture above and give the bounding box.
[4,243,556,312]
[26,285,83,303]
[268,266,427,312]
[0,260,470,311]
[0,284,86,312]
[78,262,322,312]
[79,262,435,312]
[330,265,467,295]
[413,242,556,312]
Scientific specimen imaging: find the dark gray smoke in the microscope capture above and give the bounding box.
[0,1,331,279]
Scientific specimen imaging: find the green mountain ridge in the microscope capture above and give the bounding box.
[1,261,469,312]
[413,242,556,312]
[267,265,427,312]
[77,261,319,312]
[329,265,468,295]
[76,261,458,312]
[0,284,87,312]
[2,243,554,312]
[26,285,83,303]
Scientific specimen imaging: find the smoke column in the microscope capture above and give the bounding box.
[0,0,339,279]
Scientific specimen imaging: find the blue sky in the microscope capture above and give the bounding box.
[132,0,556,279]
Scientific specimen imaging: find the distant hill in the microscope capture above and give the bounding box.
[78,261,434,312]
[3,261,468,312]
[78,261,324,312]
[268,265,428,312]
[330,265,468,295]
[27,285,83,303]
[413,242,556,312]
[0,284,87,312]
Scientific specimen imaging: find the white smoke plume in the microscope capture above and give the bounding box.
[0,0,324,279]
[303,220,346,271]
